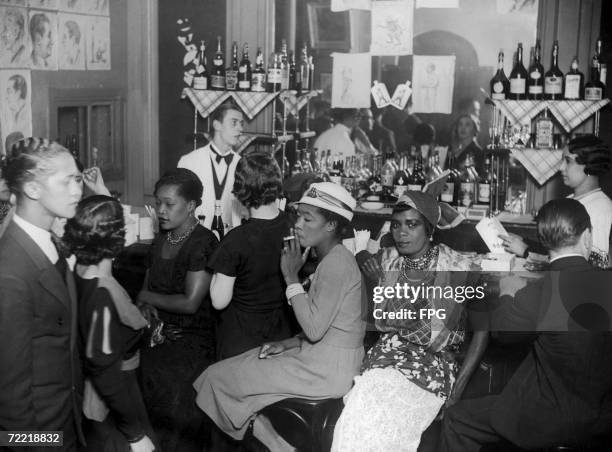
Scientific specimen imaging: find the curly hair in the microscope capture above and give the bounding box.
[154,168,203,207]
[568,134,611,176]
[233,150,283,209]
[3,137,72,196]
[61,195,125,265]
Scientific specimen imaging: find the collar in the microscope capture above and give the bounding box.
[13,214,59,264]
[549,253,585,263]
[568,188,602,201]
[335,123,353,135]
[210,143,235,165]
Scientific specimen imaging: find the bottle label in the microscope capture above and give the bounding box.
[251,73,266,92]
[600,64,607,85]
[225,71,238,90]
[193,76,208,90]
[535,117,554,148]
[528,85,543,94]
[478,183,491,203]
[407,184,422,192]
[460,182,474,207]
[280,68,290,90]
[239,66,247,73]
[393,184,407,197]
[214,58,223,67]
[545,76,562,94]
[530,70,542,80]
[510,78,526,94]
[210,75,225,89]
[564,74,581,99]
[381,174,394,187]
[238,80,251,89]
[440,182,454,203]
[267,68,282,84]
[491,92,506,100]
[585,87,603,100]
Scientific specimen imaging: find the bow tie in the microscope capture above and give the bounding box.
[211,148,234,165]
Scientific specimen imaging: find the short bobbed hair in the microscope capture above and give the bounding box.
[62,195,125,265]
[536,198,591,251]
[2,137,72,196]
[154,168,203,207]
[568,134,611,176]
[210,101,243,136]
[316,207,352,240]
[233,150,283,209]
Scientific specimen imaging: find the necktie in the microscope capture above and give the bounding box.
[211,147,234,165]
[51,233,68,283]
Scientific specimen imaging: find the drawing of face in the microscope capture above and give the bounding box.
[5,76,26,113]
[31,15,53,61]
[61,21,80,63]
[1,10,24,50]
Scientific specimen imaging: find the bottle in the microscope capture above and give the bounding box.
[300,149,314,173]
[237,43,252,91]
[585,53,606,100]
[478,157,493,205]
[267,53,282,93]
[280,39,290,90]
[544,40,563,100]
[440,154,456,204]
[251,48,266,92]
[528,40,545,100]
[211,202,224,241]
[225,41,239,90]
[193,41,209,90]
[393,159,409,197]
[459,156,476,208]
[407,157,425,192]
[289,51,298,91]
[596,38,607,87]
[380,152,396,199]
[535,109,554,148]
[298,43,310,94]
[490,50,510,100]
[509,42,528,100]
[308,55,315,91]
[210,36,226,90]
[564,57,584,100]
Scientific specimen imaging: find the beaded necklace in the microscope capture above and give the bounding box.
[166,217,198,245]
[401,245,439,271]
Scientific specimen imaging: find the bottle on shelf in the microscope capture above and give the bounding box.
[564,56,584,100]
[407,156,425,192]
[237,43,252,91]
[193,40,209,90]
[585,52,606,100]
[225,41,240,90]
[300,149,314,173]
[477,157,493,205]
[393,158,409,198]
[544,40,564,100]
[459,155,476,208]
[267,52,282,93]
[308,55,315,91]
[280,39,290,90]
[251,47,266,92]
[380,152,396,199]
[535,109,554,148]
[440,154,456,204]
[509,42,528,100]
[210,36,226,90]
[289,51,298,91]
[595,37,607,87]
[528,40,545,100]
[291,154,303,176]
[211,201,225,241]
[298,43,310,94]
[329,158,342,185]
[490,50,510,100]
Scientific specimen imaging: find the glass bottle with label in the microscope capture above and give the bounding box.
[193,41,209,90]
[393,158,409,198]
[564,57,584,100]
[490,50,510,100]
[535,109,554,148]
[585,53,606,100]
[289,51,298,91]
[210,36,226,90]
[267,53,282,93]
[441,154,457,204]
[250,48,266,92]
[544,40,564,100]
[225,41,239,90]
[308,55,315,91]
[211,202,225,241]
[298,43,310,94]
[380,152,396,199]
[595,37,607,87]
[509,43,528,100]
[280,39,290,90]
[478,157,493,205]
[459,155,476,208]
[528,40,545,100]
[237,43,252,91]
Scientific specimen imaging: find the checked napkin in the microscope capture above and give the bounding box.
[510,148,563,185]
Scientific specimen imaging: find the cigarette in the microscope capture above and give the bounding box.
[283,235,295,241]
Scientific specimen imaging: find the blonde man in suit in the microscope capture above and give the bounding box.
[0,138,84,451]
[178,102,244,232]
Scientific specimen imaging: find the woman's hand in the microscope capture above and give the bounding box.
[499,233,528,257]
[280,229,310,285]
[83,166,111,196]
[357,252,384,281]
[137,301,159,324]
[259,341,288,359]
[129,435,155,452]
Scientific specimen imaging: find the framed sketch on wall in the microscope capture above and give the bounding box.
[0,6,29,67]
[0,69,32,155]
[86,15,110,70]
[27,0,58,9]
[0,1,27,6]
[307,3,350,49]
[411,55,455,114]
[59,13,86,69]
[28,10,58,70]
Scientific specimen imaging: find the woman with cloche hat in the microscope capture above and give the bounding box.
[193,182,366,451]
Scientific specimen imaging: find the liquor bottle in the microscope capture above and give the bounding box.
[289,51,298,91]
[440,154,456,204]
[459,156,476,208]
[193,41,209,90]
[267,53,282,93]
[509,42,528,100]
[393,159,409,198]
[211,202,225,241]
[251,48,266,92]
[237,43,252,91]
[308,55,315,91]
[478,157,493,205]
[528,40,545,100]
[225,41,239,90]
[298,43,310,94]
[544,40,563,100]
[564,57,584,100]
[597,38,607,87]
[291,154,303,175]
[280,39,290,90]
[490,50,510,100]
[535,109,554,148]
[407,157,425,192]
[300,149,314,173]
[585,53,606,100]
[210,36,226,90]
[380,152,396,199]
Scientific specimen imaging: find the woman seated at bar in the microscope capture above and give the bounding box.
[332,191,488,452]
[137,168,218,452]
[194,182,365,451]
[502,134,612,268]
[208,150,294,360]
[62,195,155,452]
[449,113,484,172]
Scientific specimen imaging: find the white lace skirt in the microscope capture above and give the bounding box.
[332,368,444,452]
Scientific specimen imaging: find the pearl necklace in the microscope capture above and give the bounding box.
[166,218,198,245]
[401,245,439,271]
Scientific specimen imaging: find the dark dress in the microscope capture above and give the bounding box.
[76,275,154,451]
[140,225,218,452]
[452,140,485,174]
[209,212,294,360]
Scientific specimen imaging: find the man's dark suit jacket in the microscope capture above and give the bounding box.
[0,221,83,451]
[489,256,612,448]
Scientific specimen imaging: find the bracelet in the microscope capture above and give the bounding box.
[285,283,306,305]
